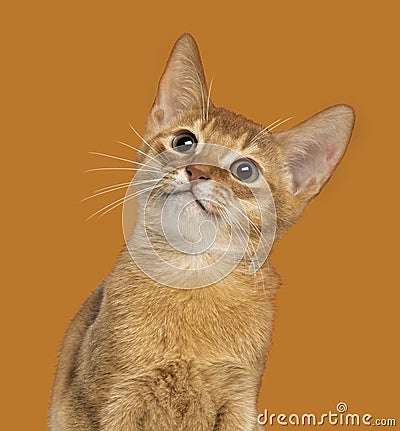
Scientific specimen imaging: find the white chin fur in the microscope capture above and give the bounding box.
[161,192,217,254]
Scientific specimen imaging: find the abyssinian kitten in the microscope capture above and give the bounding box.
[49,34,355,430]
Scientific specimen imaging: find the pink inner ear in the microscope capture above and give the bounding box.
[276,105,355,196]
[326,144,337,162]
[284,134,349,195]
[289,140,327,194]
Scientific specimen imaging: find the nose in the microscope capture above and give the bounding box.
[186,164,211,181]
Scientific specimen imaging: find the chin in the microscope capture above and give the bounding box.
[153,192,212,247]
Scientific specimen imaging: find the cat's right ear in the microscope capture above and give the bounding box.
[145,34,210,136]
[273,105,355,200]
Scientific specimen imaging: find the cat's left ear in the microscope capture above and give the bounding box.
[145,34,210,136]
[273,104,355,198]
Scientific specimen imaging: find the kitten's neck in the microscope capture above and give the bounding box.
[127,220,241,288]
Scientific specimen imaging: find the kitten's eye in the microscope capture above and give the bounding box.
[172,131,198,153]
[230,158,259,183]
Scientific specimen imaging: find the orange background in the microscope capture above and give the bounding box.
[2,1,399,429]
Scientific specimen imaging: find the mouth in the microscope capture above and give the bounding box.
[171,190,208,212]
[193,195,207,211]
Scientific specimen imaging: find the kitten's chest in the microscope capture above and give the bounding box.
[107,273,276,368]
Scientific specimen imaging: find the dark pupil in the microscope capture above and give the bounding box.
[237,163,252,180]
[176,136,193,151]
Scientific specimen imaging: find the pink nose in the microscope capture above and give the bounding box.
[186,165,211,181]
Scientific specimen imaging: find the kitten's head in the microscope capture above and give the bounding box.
[125,34,354,287]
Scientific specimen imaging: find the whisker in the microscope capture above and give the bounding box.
[248,117,294,146]
[206,77,214,123]
[231,204,262,237]
[252,253,266,296]
[267,116,294,132]
[81,183,133,202]
[215,206,252,261]
[231,218,250,249]
[265,118,284,131]
[94,178,161,194]
[259,270,267,298]
[82,179,161,202]
[98,184,163,220]
[115,139,163,168]
[89,151,139,166]
[226,212,254,265]
[127,124,158,155]
[87,184,162,221]
[95,181,133,192]
[90,151,162,172]
[84,167,161,174]
[248,120,280,146]
[146,187,164,205]
[132,178,163,186]
[128,123,151,148]
[114,139,137,152]
[229,214,263,274]
[238,197,293,227]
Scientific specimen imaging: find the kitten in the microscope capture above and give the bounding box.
[49,34,354,430]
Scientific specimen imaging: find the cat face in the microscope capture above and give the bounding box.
[133,108,279,267]
[123,34,354,287]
